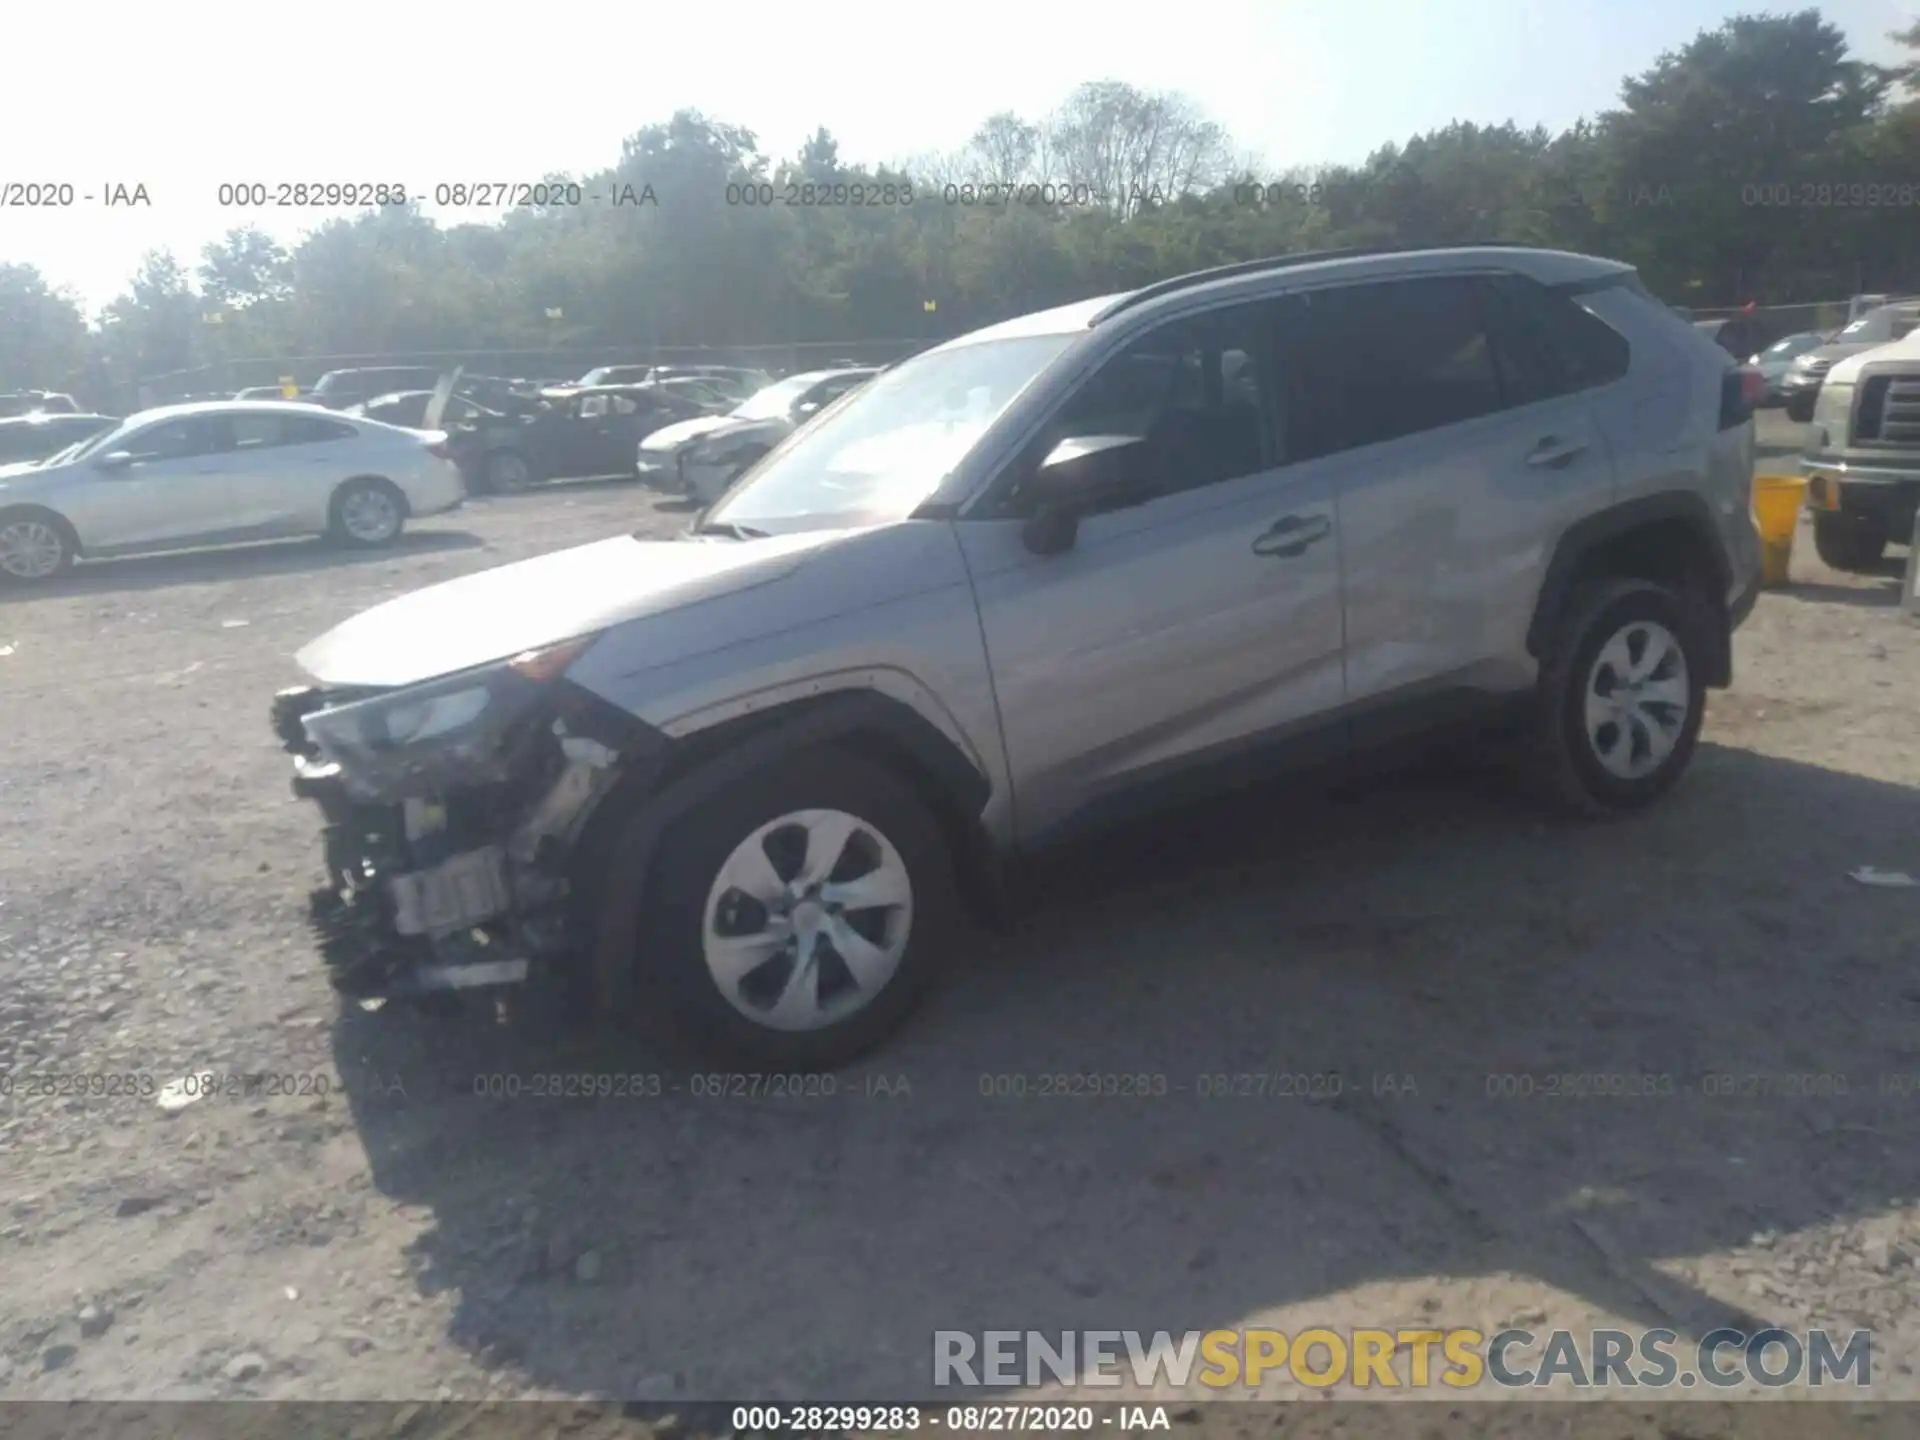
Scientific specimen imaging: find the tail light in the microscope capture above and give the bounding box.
[1720,367,1764,429]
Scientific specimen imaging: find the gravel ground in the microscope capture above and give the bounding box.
[1,463,1918,1433]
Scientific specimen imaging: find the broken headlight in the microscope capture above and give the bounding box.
[301,635,596,798]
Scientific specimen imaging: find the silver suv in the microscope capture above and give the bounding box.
[272,244,1763,1068]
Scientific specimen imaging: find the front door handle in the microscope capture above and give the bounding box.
[1252,513,1332,557]
[1526,436,1588,469]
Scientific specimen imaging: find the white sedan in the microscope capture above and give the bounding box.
[0,401,466,582]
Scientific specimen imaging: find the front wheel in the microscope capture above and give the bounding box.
[610,748,959,1069]
[1812,511,1889,573]
[0,510,75,582]
[1520,579,1707,818]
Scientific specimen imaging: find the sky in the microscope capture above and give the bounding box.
[0,0,1911,317]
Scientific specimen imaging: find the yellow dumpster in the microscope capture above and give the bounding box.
[1752,474,1809,587]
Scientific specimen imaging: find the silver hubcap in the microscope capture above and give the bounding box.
[702,808,914,1032]
[1583,619,1690,780]
[0,520,65,579]
[341,488,399,541]
[491,455,530,490]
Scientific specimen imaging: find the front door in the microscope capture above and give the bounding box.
[954,300,1348,845]
[68,414,237,553]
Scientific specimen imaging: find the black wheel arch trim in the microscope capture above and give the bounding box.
[1526,491,1734,687]
[569,688,1000,1016]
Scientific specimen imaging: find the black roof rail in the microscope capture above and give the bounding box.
[1090,241,1556,324]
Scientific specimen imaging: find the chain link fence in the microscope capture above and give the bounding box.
[135,338,932,407]
[1686,301,1854,337]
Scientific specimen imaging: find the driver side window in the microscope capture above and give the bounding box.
[1010,305,1278,515]
[122,417,226,465]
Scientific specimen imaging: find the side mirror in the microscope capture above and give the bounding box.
[94,450,134,471]
[1020,435,1155,555]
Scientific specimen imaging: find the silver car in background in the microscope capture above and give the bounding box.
[0,401,465,582]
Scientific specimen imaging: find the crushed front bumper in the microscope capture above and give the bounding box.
[273,682,650,1001]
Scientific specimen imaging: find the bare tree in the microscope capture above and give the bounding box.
[966,112,1041,188]
[1040,81,1234,216]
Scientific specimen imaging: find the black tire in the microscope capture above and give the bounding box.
[607,746,959,1069]
[1520,578,1707,819]
[327,478,406,548]
[484,449,533,494]
[1811,511,1889,573]
[0,506,77,583]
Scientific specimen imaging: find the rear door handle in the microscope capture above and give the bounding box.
[1526,436,1588,469]
[1252,513,1332,557]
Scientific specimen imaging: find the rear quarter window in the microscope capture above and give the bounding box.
[1484,273,1632,397]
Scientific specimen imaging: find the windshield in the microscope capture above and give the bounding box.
[53,418,135,464]
[1840,310,1907,340]
[707,334,1077,530]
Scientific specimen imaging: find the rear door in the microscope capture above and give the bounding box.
[593,393,650,471]
[66,415,236,551]
[566,392,641,475]
[537,395,601,477]
[225,410,361,533]
[1289,273,1614,735]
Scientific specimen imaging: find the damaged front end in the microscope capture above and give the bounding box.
[272,636,656,1001]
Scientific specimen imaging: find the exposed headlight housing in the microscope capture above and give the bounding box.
[302,635,595,798]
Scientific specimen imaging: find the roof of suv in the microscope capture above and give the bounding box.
[938,244,1635,352]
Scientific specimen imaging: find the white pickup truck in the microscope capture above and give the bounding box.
[1801,328,1920,573]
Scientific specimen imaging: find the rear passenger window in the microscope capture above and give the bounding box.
[1483,273,1631,396]
[284,415,354,444]
[230,414,284,450]
[1291,277,1504,458]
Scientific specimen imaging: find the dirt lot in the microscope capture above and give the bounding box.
[2,456,1919,1431]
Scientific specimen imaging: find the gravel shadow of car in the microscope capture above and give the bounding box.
[0,528,486,603]
[328,743,1920,1401]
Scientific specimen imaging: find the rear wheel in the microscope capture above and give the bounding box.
[1812,511,1889,573]
[0,509,75,582]
[607,748,958,1069]
[484,450,533,494]
[1520,579,1706,818]
[328,479,405,547]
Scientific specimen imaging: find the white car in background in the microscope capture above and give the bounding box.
[634,367,878,503]
[0,401,465,582]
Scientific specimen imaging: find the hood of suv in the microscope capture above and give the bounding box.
[296,530,843,688]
